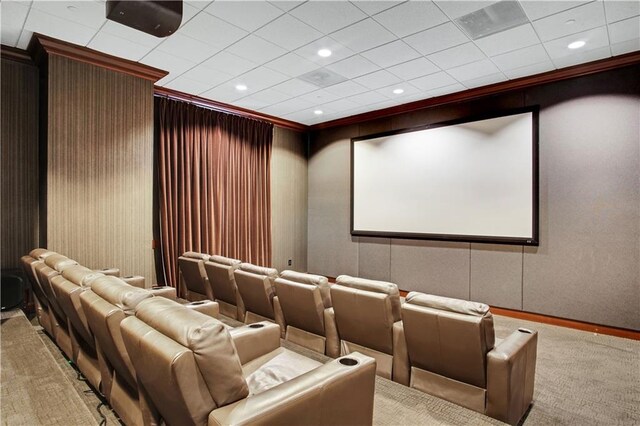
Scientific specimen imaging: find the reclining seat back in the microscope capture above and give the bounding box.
[178,252,211,301]
[204,255,244,320]
[234,263,285,334]
[121,297,249,426]
[331,275,402,379]
[401,292,495,412]
[20,253,54,335]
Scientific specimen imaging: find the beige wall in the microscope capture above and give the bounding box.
[0,59,39,270]
[271,126,308,272]
[308,65,640,330]
[45,55,155,282]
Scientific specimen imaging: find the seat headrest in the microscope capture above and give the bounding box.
[280,270,328,287]
[406,292,490,317]
[239,263,278,279]
[336,275,399,297]
[62,265,105,287]
[91,276,153,315]
[181,251,210,261]
[44,254,78,272]
[208,255,241,268]
[29,248,55,260]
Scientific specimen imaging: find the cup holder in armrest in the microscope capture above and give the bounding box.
[518,328,533,334]
[248,323,264,329]
[189,301,206,306]
[339,357,358,366]
[151,286,164,290]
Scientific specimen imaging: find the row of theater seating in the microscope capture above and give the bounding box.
[20,249,377,426]
[178,251,539,426]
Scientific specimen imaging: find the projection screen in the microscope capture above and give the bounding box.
[351,108,539,245]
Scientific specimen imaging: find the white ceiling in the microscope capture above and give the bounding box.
[2,0,639,125]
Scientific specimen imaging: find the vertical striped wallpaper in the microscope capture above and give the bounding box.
[46,55,155,282]
[0,59,39,270]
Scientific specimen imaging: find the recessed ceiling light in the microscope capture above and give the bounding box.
[314,110,323,115]
[568,40,585,49]
[565,19,576,25]
[317,49,332,58]
[67,5,77,11]
[235,84,247,91]
[393,88,404,95]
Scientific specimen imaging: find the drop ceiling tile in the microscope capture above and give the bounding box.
[361,40,421,68]
[374,1,448,38]
[284,109,325,125]
[235,66,290,92]
[520,1,592,21]
[502,60,555,79]
[447,59,500,81]
[353,1,404,16]
[347,90,390,106]
[255,14,322,50]
[201,51,257,77]
[23,8,97,46]
[88,31,154,62]
[387,57,441,80]
[31,1,106,29]
[245,88,291,105]
[403,22,469,56]
[180,3,200,26]
[551,45,611,68]
[260,97,315,116]
[186,1,213,11]
[157,33,220,63]
[434,1,499,19]
[164,75,213,95]
[604,0,640,23]
[608,16,640,43]
[225,35,288,64]
[461,72,507,88]
[544,26,609,58]
[610,38,640,55]
[533,1,605,42]
[409,71,458,91]
[331,18,397,53]
[178,11,248,49]
[427,42,486,69]
[200,84,246,103]
[102,21,164,48]
[181,65,233,87]
[492,43,551,71]
[263,52,316,77]
[1,1,30,47]
[270,78,318,97]
[295,37,355,65]
[299,89,343,104]
[423,82,466,98]
[353,69,403,90]
[323,80,369,97]
[141,50,197,78]
[475,24,540,57]
[205,1,283,32]
[319,98,361,113]
[234,97,273,110]
[374,82,423,99]
[290,2,367,34]
[325,55,380,79]
[16,30,33,50]
[269,2,305,12]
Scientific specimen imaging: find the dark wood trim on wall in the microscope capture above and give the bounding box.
[154,86,307,132]
[27,33,167,82]
[1,45,34,65]
[311,51,640,130]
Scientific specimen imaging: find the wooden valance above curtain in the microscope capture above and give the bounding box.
[155,96,273,290]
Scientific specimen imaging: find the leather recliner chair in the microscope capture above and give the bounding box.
[177,251,212,301]
[20,249,57,336]
[274,270,340,358]
[401,292,538,425]
[203,255,245,320]
[121,296,377,426]
[330,275,409,384]
[233,263,286,336]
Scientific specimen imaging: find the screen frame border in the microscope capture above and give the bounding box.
[350,106,540,246]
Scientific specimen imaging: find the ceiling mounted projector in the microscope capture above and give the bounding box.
[106,1,183,38]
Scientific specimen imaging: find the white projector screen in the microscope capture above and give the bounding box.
[351,109,538,245]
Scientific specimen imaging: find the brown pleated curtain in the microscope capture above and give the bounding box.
[155,97,273,292]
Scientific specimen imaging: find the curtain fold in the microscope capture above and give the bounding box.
[155,97,273,291]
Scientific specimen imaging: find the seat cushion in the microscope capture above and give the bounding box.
[406,292,489,317]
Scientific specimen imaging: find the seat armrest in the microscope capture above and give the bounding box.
[182,300,220,319]
[229,322,281,365]
[273,295,286,338]
[323,307,340,358]
[121,275,145,288]
[208,352,376,426]
[486,328,538,425]
[149,285,177,300]
[392,320,410,386]
[95,268,120,277]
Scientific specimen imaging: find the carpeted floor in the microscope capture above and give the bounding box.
[2,309,638,425]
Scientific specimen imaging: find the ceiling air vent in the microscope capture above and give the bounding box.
[298,68,347,88]
[455,0,529,40]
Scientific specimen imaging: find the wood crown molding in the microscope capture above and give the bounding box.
[27,33,167,82]
[311,51,640,131]
[1,45,34,65]
[154,86,308,132]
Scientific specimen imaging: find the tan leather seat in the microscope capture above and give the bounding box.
[274,270,340,358]
[204,255,245,320]
[330,275,409,384]
[121,296,377,426]
[178,251,212,301]
[402,292,538,425]
[20,250,56,336]
[233,263,286,336]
